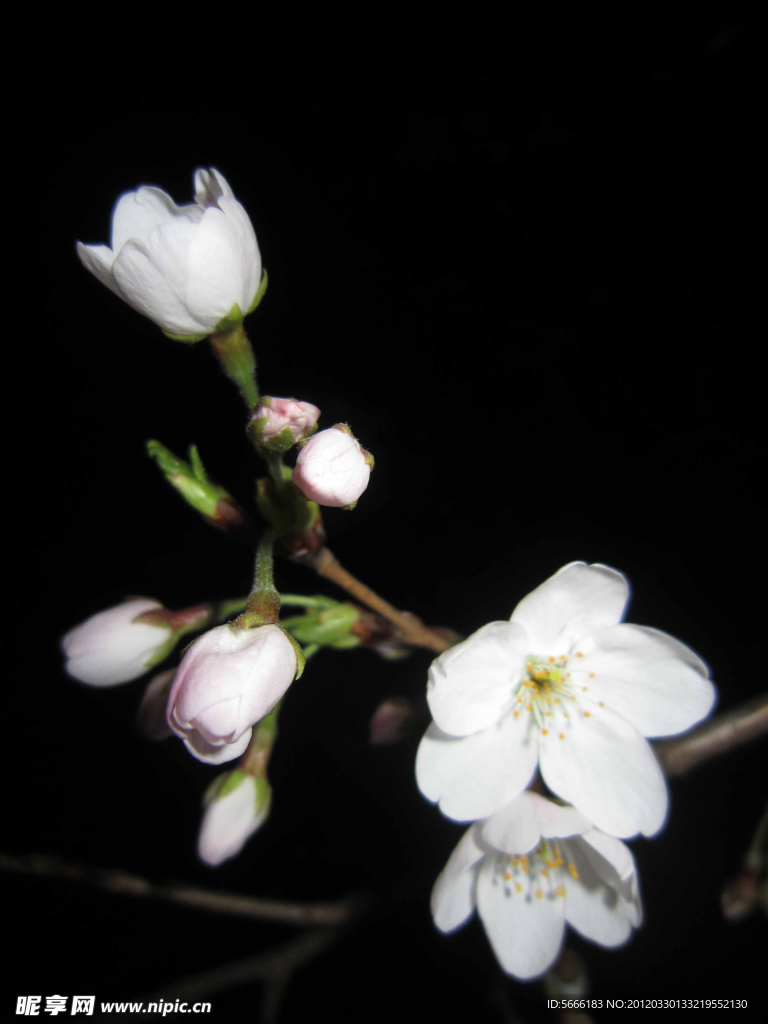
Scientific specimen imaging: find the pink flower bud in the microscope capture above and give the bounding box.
[136,669,176,740]
[198,772,271,867]
[368,696,429,745]
[251,397,320,447]
[62,598,171,686]
[292,425,372,508]
[166,623,298,764]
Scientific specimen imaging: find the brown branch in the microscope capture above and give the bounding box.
[310,546,452,654]
[655,692,768,777]
[142,897,373,1021]
[0,851,362,927]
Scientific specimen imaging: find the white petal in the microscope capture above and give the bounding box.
[426,621,528,735]
[112,240,208,336]
[482,792,593,855]
[579,829,636,883]
[183,728,252,765]
[510,563,629,652]
[76,243,120,295]
[111,186,199,255]
[477,855,565,979]
[431,825,484,932]
[194,167,235,205]
[575,624,715,737]
[143,219,200,308]
[539,702,667,838]
[416,719,539,822]
[218,197,261,309]
[481,792,541,853]
[185,206,248,328]
[562,838,634,946]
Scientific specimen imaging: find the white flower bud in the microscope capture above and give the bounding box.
[198,772,271,867]
[62,599,171,687]
[166,623,298,764]
[292,425,372,508]
[77,168,262,339]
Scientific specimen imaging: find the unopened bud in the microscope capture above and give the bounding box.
[147,440,250,537]
[248,396,320,452]
[292,425,372,509]
[136,669,176,740]
[198,771,272,866]
[368,696,429,745]
[62,598,173,686]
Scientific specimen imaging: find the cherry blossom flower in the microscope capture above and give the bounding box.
[417,562,715,838]
[292,425,372,508]
[77,168,262,339]
[62,599,172,686]
[250,397,320,450]
[166,623,299,764]
[198,771,271,867]
[432,791,642,979]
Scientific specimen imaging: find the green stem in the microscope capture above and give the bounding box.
[302,644,320,661]
[279,595,338,610]
[241,529,280,625]
[209,324,259,411]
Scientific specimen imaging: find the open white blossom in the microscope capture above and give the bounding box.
[417,562,715,838]
[77,168,262,339]
[432,791,642,980]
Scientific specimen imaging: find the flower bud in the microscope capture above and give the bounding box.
[76,167,264,340]
[368,696,429,745]
[292,425,373,508]
[136,669,176,740]
[249,397,320,452]
[166,623,299,764]
[198,771,271,867]
[62,599,172,686]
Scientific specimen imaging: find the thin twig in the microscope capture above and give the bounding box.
[655,692,768,776]
[0,852,361,927]
[143,897,373,1021]
[311,546,452,654]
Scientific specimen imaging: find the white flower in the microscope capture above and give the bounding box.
[77,168,262,339]
[62,599,171,686]
[198,771,271,867]
[416,562,715,838]
[432,791,642,980]
[292,425,372,508]
[166,623,298,764]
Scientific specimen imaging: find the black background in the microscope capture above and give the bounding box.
[7,6,765,1021]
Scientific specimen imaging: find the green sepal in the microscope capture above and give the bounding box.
[147,439,234,521]
[252,776,272,816]
[281,627,306,679]
[213,302,244,334]
[246,269,269,315]
[203,769,248,805]
[281,603,361,647]
[161,329,208,343]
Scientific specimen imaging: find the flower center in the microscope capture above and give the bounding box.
[492,838,580,901]
[509,653,603,739]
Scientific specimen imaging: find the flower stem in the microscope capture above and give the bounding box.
[239,704,280,777]
[310,546,452,654]
[239,529,280,626]
[209,323,259,411]
[279,594,338,610]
